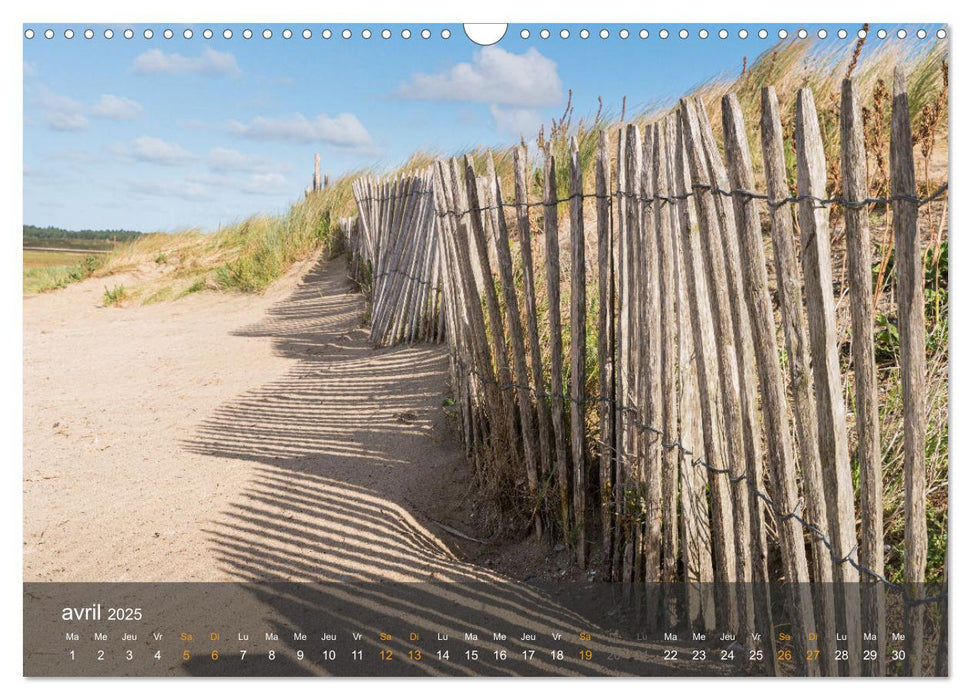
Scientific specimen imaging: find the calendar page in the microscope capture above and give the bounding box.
[22,20,949,678]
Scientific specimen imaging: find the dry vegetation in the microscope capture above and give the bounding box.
[81,173,358,304]
[451,33,949,584]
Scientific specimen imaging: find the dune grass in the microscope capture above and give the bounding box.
[23,253,105,295]
[79,173,359,304]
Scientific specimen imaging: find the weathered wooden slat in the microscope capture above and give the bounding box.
[595,130,616,577]
[484,152,542,537]
[624,124,644,587]
[795,87,862,675]
[795,88,862,581]
[759,87,839,677]
[722,93,815,676]
[651,122,678,630]
[638,124,662,616]
[635,124,654,591]
[449,158,500,476]
[568,137,588,566]
[890,67,927,676]
[433,167,475,456]
[613,127,628,582]
[694,97,768,644]
[675,103,737,629]
[666,110,715,631]
[840,77,887,677]
[464,156,521,471]
[513,148,556,534]
[681,98,749,632]
[652,122,680,582]
[370,176,414,343]
[441,158,506,472]
[434,167,473,428]
[543,152,572,541]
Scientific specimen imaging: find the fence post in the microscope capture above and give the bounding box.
[440,159,506,474]
[513,148,556,536]
[795,87,863,676]
[722,92,815,676]
[484,152,543,538]
[666,111,715,631]
[568,137,588,566]
[676,102,738,630]
[613,126,629,583]
[314,153,321,192]
[681,97,752,633]
[595,130,616,578]
[638,124,663,622]
[760,86,839,675]
[890,66,927,676]
[694,97,770,643]
[543,152,572,543]
[651,121,680,629]
[840,77,887,676]
[464,156,521,474]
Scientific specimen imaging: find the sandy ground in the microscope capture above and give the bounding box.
[21,255,724,675]
[24,255,477,583]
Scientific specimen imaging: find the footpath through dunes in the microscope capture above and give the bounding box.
[23,253,704,675]
[23,254,468,583]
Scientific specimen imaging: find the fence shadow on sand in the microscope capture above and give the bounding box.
[179,254,692,676]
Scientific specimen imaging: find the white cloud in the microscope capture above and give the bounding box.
[48,111,89,132]
[207,147,286,174]
[132,48,241,77]
[52,149,103,166]
[129,179,213,202]
[229,113,371,147]
[240,173,290,195]
[185,170,291,197]
[34,90,88,131]
[28,88,143,131]
[91,94,143,120]
[115,137,195,166]
[490,105,545,137]
[396,47,562,107]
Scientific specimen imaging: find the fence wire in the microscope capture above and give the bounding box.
[446,348,946,608]
[363,172,949,608]
[423,180,949,219]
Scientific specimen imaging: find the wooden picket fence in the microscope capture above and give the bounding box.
[350,171,446,346]
[348,69,945,675]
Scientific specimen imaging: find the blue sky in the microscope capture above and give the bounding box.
[23,23,938,232]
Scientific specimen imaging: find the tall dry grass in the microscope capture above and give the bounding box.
[91,172,360,303]
[447,31,950,582]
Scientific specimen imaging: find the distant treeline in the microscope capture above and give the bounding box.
[24,225,144,242]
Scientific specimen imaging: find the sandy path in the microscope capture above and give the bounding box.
[24,255,470,583]
[22,254,711,676]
